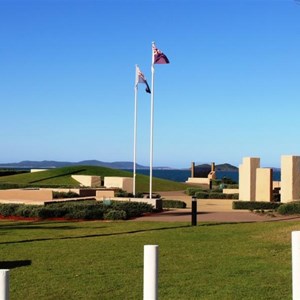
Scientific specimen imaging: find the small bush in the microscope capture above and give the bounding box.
[162,200,186,208]
[277,201,300,215]
[208,193,227,199]
[186,188,206,196]
[110,201,153,219]
[16,205,41,218]
[66,206,105,220]
[37,207,69,218]
[232,201,282,210]
[0,204,21,216]
[52,191,80,199]
[104,210,127,220]
[195,191,209,199]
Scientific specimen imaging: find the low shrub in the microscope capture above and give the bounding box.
[208,193,227,199]
[162,200,186,208]
[66,205,106,220]
[110,201,153,219]
[0,204,21,216]
[232,201,282,210]
[186,188,206,196]
[195,191,209,199]
[0,184,27,190]
[230,194,239,200]
[0,200,153,220]
[277,201,300,215]
[16,205,41,218]
[37,206,69,218]
[52,191,80,199]
[104,210,127,220]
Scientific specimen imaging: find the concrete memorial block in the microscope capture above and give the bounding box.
[281,155,300,203]
[104,177,133,193]
[239,157,260,201]
[71,175,101,188]
[255,168,273,202]
[0,189,53,204]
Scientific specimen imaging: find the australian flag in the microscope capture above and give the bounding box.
[152,43,170,64]
[136,66,151,94]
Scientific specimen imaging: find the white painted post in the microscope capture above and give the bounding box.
[0,270,9,300]
[143,245,158,300]
[292,231,300,300]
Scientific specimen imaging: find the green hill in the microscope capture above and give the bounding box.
[0,165,188,192]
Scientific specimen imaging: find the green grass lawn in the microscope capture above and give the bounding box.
[0,220,297,299]
[0,165,189,192]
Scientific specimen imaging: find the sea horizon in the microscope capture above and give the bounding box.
[130,169,281,183]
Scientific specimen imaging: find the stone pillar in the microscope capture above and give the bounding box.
[191,162,195,178]
[211,162,215,172]
[239,157,260,201]
[255,168,273,202]
[208,162,216,180]
[281,155,300,203]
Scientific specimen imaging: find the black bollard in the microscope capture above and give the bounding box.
[191,196,197,226]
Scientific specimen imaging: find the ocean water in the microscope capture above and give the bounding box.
[133,169,281,183]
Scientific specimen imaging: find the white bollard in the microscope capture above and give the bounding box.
[292,231,300,300]
[143,245,158,300]
[0,270,9,300]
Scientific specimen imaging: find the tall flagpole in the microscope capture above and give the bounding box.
[133,65,138,197]
[150,42,155,200]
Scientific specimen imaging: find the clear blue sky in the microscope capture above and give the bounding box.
[1,0,300,169]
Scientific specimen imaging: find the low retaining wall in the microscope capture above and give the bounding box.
[0,189,53,204]
[223,189,239,194]
[186,177,210,185]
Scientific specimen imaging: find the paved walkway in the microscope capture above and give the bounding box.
[133,191,300,223]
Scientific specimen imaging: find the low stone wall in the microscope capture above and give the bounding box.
[223,188,239,194]
[104,177,133,193]
[0,189,53,204]
[185,177,210,185]
[96,190,115,199]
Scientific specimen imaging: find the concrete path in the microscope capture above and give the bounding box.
[133,191,300,223]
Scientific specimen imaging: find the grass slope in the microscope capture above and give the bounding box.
[0,165,188,192]
[0,220,295,299]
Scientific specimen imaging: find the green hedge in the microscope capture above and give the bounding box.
[232,201,282,210]
[186,188,208,196]
[52,191,80,199]
[195,191,209,199]
[162,200,186,208]
[0,200,153,220]
[277,201,300,215]
[186,187,238,199]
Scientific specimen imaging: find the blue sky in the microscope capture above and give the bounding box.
[1,0,300,168]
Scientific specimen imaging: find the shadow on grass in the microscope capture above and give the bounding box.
[0,221,109,231]
[151,211,211,217]
[0,260,31,269]
[28,169,86,184]
[0,225,190,245]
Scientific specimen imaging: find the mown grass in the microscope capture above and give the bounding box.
[0,220,298,299]
[0,165,189,192]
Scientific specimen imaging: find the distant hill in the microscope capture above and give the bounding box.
[215,163,238,171]
[195,163,238,171]
[0,165,189,192]
[0,160,149,170]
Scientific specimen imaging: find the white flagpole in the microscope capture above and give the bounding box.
[133,65,138,197]
[150,42,155,200]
